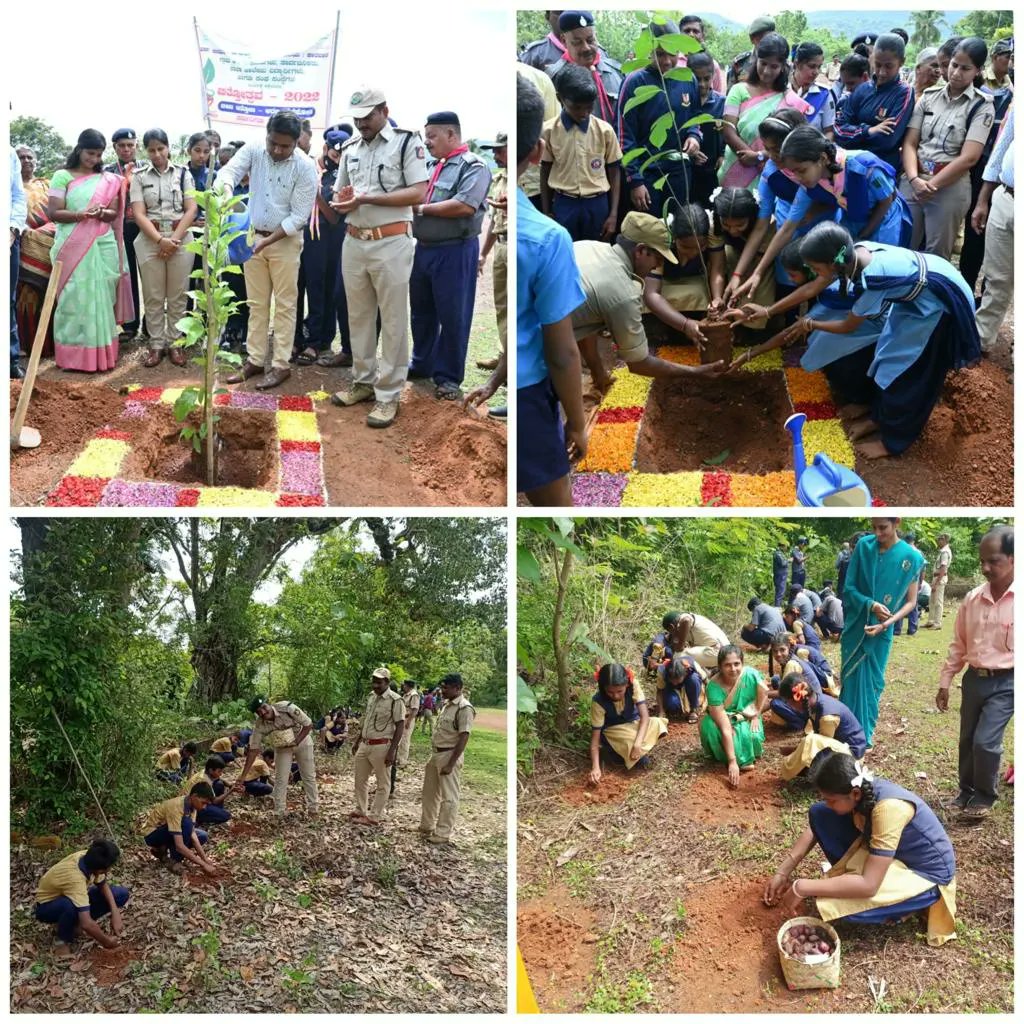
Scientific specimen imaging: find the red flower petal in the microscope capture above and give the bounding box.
[700,470,734,507]
[95,428,132,441]
[276,493,325,506]
[597,406,645,424]
[278,395,314,412]
[280,440,322,453]
[176,489,201,507]
[129,386,165,403]
[46,476,109,507]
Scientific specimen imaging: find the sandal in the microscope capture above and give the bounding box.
[317,350,353,367]
[686,711,698,724]
[435,383,463,401]
[295,347,319,366]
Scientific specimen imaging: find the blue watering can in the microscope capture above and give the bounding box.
[226,204,255,265]
[785,413,872,507]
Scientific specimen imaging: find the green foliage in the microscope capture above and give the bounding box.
[909,10,946,49]
[10,116,69,178]
[953,11,1014,42]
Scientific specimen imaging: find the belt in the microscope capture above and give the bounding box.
[494,232,507,240]
[346,222,411,241]
[433,746,455,752]
[254,229,275,237]
[969,666,1013,677]
[365,737,391,745]
[1002,184,1014,197]
[554,189,607,199]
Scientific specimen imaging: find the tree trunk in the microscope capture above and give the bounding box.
[552,549,574,735]
[191,639,241,704]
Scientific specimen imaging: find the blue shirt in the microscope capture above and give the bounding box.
[617,65,703,186]
[10,148,27,231]
[697,91,726,166]
[982,107,1014,189]
[835,77,915,170]
[752,602,786,634]
[517,185,586,389]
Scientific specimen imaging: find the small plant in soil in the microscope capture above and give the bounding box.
[173,186,247,485]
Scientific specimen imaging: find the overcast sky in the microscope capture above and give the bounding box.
[9,8,510,147]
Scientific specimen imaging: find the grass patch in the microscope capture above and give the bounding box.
[459,727,506,796]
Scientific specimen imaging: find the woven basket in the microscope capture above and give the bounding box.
[265,728,297,749]
[777,916,841,990]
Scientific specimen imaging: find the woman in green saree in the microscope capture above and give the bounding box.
[839,519,924,748]
[47,129,132,372]
[700,645,770,787]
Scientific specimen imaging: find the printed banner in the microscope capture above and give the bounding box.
[195,23,337,129]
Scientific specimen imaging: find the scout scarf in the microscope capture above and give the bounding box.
[424,144,469,202]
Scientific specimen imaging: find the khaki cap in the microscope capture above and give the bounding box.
[372,666,392,680]
[621,212,677,264]
[347,86,387,118]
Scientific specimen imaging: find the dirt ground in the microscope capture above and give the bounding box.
[517,609,1014,1013]
[11,728,507,1013]
[11,252,505,508]
[553,310,1014,508]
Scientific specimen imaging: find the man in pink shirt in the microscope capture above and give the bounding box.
[679,15,725,95]
[936,525,1014,820]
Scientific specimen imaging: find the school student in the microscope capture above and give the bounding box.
[766,752,957,946]
[766,634,825,729]
[209,734,240,764]
[816,584,845,639]
[776,675,867,781]
[741,597,787,649]
[710,187,776,323]
[656,652,706,724]
[242,749,275,797]
[155,741,197,784]
[541,64,622,242]
[589,663,668,783]
[790,42,837,136]
[833,53,871,117]
[182,756,232,826]
[685,51,726,208]
[143,782,218,875]
[516,72,588,506]
[34,839,129,955]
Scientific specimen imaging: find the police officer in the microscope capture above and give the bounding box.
[294,127,351,367]
[899,37,995,260]
[104,129,144,341]
[477,131,507,375]
[350,667,405,826]
[520,11,566,69]
[236,697,319,817]
[419,673,475,846]
[397,679,421,768]
[545,11,623,128]
[408,112,491,400]
[330,86,428,428]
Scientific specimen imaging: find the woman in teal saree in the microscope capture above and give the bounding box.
[840,519,924,747]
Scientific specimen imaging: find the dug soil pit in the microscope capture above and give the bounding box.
[560,768,644,806]
[518,886,599,1011]
[684,762,788,828]
[87,944,141,987]
[228,821,263,839]
[700,319,735,365]
[669,875,836,1012]
[123,405,277,490]
[634,372,792,474]
[184,867,235,889]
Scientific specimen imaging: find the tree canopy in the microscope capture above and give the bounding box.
[10,116,70,178]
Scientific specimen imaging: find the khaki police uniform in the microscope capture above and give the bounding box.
[570,242,649,363]
[251,701,318,815]
[489,166,508,352]
[354,688,405,821]
[517,64,559,203]
[900,82,995,259]
[335,123,429,404]
[420,695,475,842]
[927,543,953,627]
[129,163,195,351]
[541,114,622,196]
[397,689,421,767]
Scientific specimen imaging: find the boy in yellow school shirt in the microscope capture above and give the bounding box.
[143,783,218,875]
[34,839,129,956]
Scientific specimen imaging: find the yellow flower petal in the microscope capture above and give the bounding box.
[804,419,856,467]
[306,390,330,402]
[621,471,703,507]
[159,387,185,405]
[734,346,782,372]
[195,487,279,508]
[68,439,129,479]
[275,411,320,443]
[602,374,653,410]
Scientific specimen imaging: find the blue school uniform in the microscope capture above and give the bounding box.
[618,66,703,211]
[852,242,980,453]
[809,777,955,925]
[811,693,867,758]
[144,796,209,862]
[516,186,587,493]
[642,631,675,665]
[691,91,726,206]
[835,77,915,172]
[787,150,911,245]
[770,654,824,729]
[593,684,642,758]
[656,655,703,717]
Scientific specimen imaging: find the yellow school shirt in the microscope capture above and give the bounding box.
[542,112,622,197]
[210,737,232,753]
[35,850,108,908]
[590,679,646,729]
[156,748,181,771]
[243,757,271,782]
[143,795,190,835]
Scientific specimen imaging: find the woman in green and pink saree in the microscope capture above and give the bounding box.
[47,129,133,372]
[719,33,814,190]
[839,519,924,748]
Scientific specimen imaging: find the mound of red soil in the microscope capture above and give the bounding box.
[228,822,263,838]
[184,867,234,888]
[560,769,642,806]
[88,944,141,987]
[684,762,788,827]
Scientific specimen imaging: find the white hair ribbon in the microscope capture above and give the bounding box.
[851,761,874,787]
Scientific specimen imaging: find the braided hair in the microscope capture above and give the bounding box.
[811,751,877,841]
[596,663,634,697]
[798,222,858,295]
[667,200,710,240]
[779,124,841,176]
[757,106,806,147]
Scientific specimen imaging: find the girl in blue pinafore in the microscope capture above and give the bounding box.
[794,222,980,458]
[766,752,957,946]
[766,633,837,730]
[775,676,867,780]
[656,652,706,724]
[588,663,668,785]
[838,519,924,746]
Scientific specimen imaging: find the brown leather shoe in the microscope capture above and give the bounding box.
[256,367,291,390]
[143,349,164,368]
[227,361,263,384]
[168,347,188,367]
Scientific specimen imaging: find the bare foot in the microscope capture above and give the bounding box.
[839,403,871,419]
[847,416,880,441]
[54,943,74,959]
[855,439,891,460]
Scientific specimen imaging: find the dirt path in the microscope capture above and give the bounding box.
[11,261,505,508]
[518,628,1014,1013]
[474,709,508,733]
[11,733,506,1013]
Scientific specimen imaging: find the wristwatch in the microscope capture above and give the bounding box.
[757,152,766,164]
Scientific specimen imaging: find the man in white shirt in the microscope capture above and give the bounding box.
[924,533,954,628]
[217,111,318,390]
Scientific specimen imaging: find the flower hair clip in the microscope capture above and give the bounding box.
[792,682,809,701]
[625,666,635,684]
[851,760,874,787]
[834,244,848,264]
[709,186,723,204]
